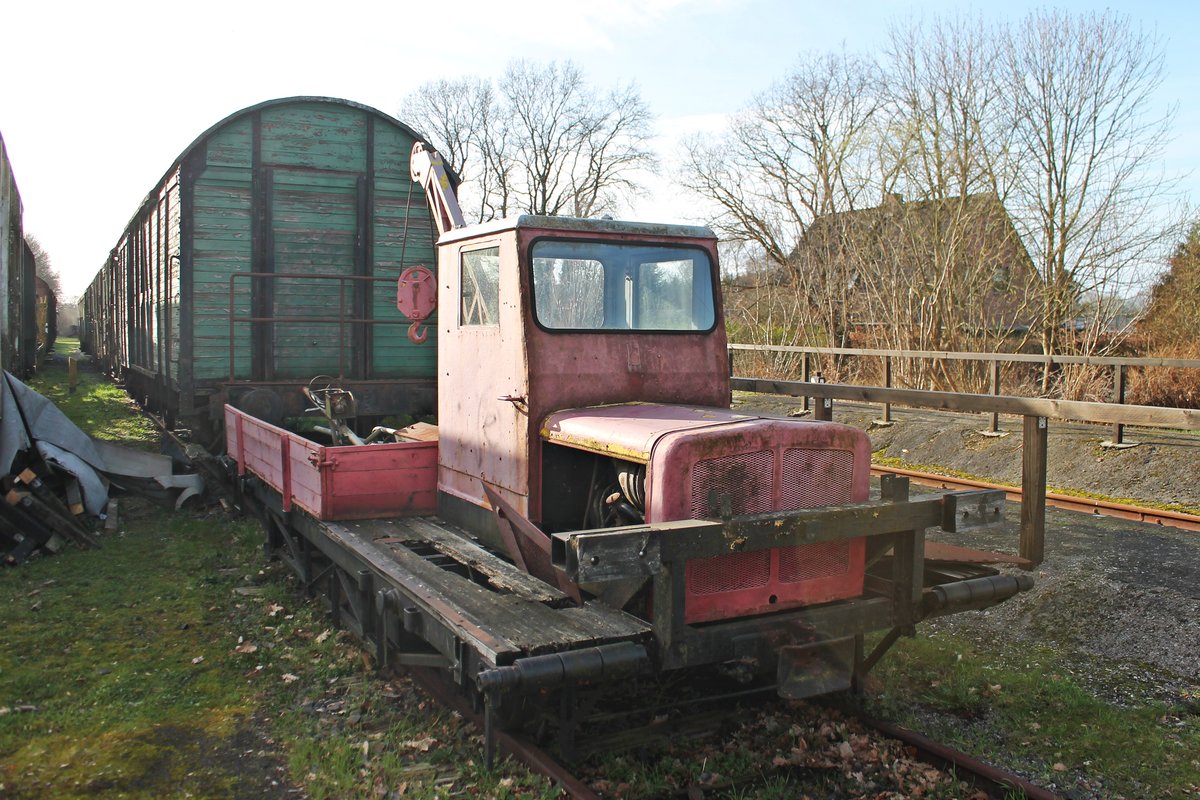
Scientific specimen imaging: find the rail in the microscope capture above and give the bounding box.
[729,372,1199,567]
[729,342,1200,444]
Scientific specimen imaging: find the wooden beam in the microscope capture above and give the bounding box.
[728,343,1200,370]
[731,377,1200,430]
[881,356,892,423]
[1020,415,1048,566]
[1112,364,1127,445]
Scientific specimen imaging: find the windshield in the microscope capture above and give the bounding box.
[531,240,716,332]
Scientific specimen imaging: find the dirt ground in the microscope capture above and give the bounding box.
[735,392,1200,701]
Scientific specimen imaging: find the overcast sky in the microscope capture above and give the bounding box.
[2,0,1197,298]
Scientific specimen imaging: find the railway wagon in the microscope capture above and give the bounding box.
[0,132,41,378]
[35,274,57,359]
[81,97,442,440]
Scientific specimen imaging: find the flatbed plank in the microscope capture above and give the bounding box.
[320,518,650,664]
[356,516,567,605]
[377,539,648,653]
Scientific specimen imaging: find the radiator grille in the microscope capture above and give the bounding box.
[779,539,853,583]
[683,442,863,622]
[688,449,775,518]
[779,448,855,584]
[686,450,774,596]
[686,550,772,595]
[780,449,855,509]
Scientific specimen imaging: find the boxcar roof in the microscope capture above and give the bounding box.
[118,96,446,243]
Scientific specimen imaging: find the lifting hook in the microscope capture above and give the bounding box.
[396,266,437,345]
[407,319,428,345]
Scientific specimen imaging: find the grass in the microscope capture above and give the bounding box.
[31,338,159,448]
[0,346,556,799]
[851,630,1200,799]
[0,504,271,798]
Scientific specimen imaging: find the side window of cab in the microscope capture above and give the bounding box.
[460,246,500,326]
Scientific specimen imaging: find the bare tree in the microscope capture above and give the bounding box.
[400,61,656,222]
[857,16,1037,389]
[499,60,656,217]
[683,10,1185,400]
[679,50,883,352]
[399,77,510,222]
[24,234,61,296]
[1004,9,1183,386]
[680,50,883,263]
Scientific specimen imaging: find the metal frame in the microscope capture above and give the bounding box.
[245,478,472,687]
[552,480,1005,670]
[237,465,1031,766]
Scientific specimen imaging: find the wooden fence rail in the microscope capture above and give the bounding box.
[729,374,1200,567]
[729,343,1200,444]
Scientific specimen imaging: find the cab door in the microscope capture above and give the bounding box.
[436,232,531,523]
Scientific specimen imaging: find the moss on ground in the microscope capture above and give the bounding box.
[0,346,558,799]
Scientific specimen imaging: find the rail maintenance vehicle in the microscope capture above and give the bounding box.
[227,142,1032,764]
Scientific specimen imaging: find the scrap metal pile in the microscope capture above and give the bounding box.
[0,371,203,565]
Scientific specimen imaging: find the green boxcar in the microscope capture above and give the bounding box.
[81,98,441,439]
[1,131,41,379]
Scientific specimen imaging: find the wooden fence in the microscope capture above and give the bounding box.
[729,343,1200,444]
[729,344,1200,567]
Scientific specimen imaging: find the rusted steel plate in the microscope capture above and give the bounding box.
[925,541,1033,569]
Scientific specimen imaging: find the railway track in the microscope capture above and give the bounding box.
[411,665,1062,799]
[872,463,1200,532]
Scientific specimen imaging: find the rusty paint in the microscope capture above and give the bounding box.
[924,541,1033,568]
[541,403,756,463]
[225,405,437,520]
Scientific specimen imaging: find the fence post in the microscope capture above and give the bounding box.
[1020,415,1047,566]
[728,347,735,380]
[989,361,1001,433]
[802,353,811,411]
[881,356,892,423]
[814,396,833,421]
[1111,364,1126,445]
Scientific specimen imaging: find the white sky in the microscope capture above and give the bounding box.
[2,0,1197,298]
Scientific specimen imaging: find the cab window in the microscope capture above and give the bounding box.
[531,240,715,332]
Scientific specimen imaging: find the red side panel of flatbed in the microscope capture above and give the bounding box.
[225,406,437,520]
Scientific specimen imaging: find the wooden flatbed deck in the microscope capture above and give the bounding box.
[297,513,653,668]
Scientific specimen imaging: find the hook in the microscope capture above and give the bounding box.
[408,319,428,344]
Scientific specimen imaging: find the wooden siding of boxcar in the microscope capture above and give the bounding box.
[187,101,437,384]
[18,241,37,372]
[83,168,181,415]
[83,98,439,428]
[1,132,23,374]
[0,138,40,379]
[35,275,56,355]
